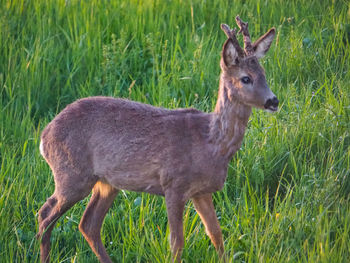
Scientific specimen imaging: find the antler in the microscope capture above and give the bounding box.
[235,15,254,56]
[220,23,245,57]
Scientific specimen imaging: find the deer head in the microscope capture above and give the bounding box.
[220,16,278,112]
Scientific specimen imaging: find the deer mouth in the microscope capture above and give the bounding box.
[264,105,278,113]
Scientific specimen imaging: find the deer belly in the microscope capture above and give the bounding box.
[98,169,164,195]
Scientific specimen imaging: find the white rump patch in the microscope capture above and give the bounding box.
[39,140,45,157]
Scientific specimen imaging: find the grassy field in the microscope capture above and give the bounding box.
[1,0,349,262]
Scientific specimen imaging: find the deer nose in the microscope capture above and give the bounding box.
[264,96,279,110]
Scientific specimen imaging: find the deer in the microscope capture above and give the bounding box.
[37,16,278,263]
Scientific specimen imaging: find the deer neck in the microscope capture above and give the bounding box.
[210,74,252,159]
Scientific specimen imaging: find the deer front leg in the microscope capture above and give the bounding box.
[165,191,186,262]
[192,193,225,261]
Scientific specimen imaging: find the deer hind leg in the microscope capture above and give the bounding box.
[79,181,119,263]
[192,193,225,260]
[37,170,97,263]
[165,191,186,263]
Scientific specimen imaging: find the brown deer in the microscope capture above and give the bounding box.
[37,16,278,263]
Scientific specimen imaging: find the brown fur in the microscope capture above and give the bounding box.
[37,19,277,263]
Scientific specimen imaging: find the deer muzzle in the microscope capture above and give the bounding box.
[264,96,279,112]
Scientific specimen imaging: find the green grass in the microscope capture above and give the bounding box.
[1,0,349,262]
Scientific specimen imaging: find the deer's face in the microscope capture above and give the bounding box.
[221,27,278,112]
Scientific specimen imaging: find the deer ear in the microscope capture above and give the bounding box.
[253,28,275,59]
[222,39,239,67]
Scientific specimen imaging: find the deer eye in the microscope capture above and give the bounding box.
[241,76,252,84]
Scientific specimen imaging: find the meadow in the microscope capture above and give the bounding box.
[1,0,349,262]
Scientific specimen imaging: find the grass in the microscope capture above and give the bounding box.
[1,0,349,262]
